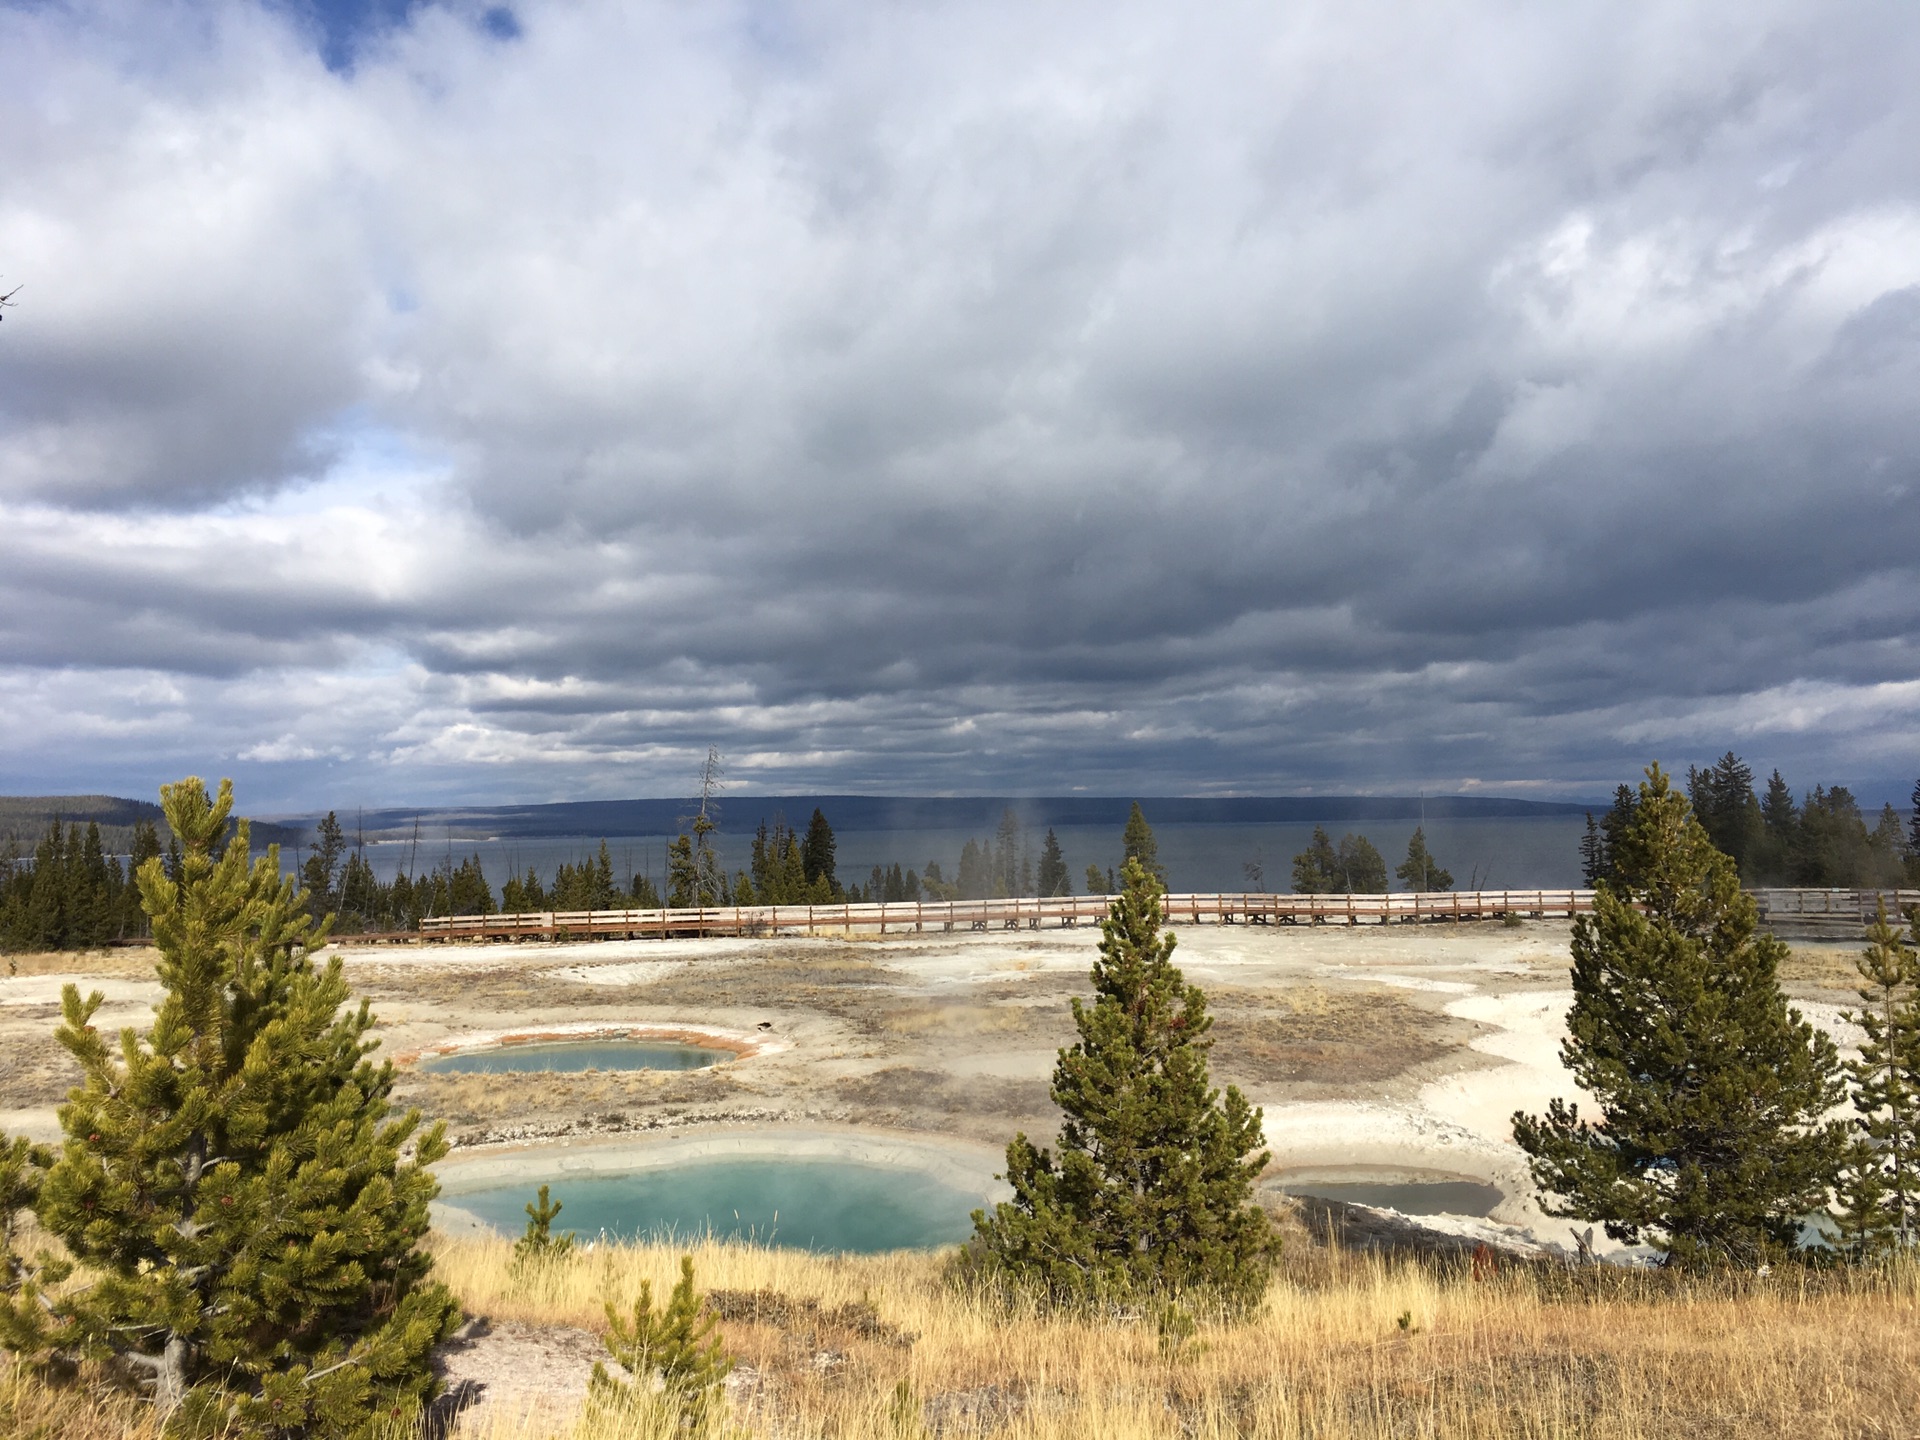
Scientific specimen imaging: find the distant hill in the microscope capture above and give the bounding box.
[0,794,302,852]
[268,793,1597,842]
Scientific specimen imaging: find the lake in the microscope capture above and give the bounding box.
[344,814,1589,899]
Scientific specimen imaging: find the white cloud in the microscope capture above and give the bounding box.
[1,0,1918,805]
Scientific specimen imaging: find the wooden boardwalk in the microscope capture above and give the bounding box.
[319,886,1920,945]
[401,889,1603,943]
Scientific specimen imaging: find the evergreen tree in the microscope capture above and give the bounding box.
[1800,785,1875,887]
[1909,776,1920,871]
[965,858,1277,1306]
[1394,827,1453,892]
[801,809,838,896]
[1084,863,1113,896]
[1578,813,1607,886]
[503,865,548,915]
[667,835,699,909]
[24,777,459,1430]
[920,860,955,901]
[1837,903,1920,1256]
[1290,827,1338,895]
[1122,803,1163,886]
[630,871,663,909]
[1335,833,1387,892]
[957,839,990,900]
[1598,784,1638,879]
[992,809,1022,898]
[125,819,164,937]
[1037,829,1069,898]
[1867,805,1908,888]
[591,841,618,910]
[513,1185,575,1270]
[590,1256,732,1433]
[1686,753,1764,878]
[1757,769,1799,881]
[1512,765,1848,1268]
[301,812,347,919]
[0,1134,64,1358]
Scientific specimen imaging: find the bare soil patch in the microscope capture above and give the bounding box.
[0,1030,80,1106]
[398,1066,751,1138]
[1209,984,1461,1090]
[830,1066,1052,1121]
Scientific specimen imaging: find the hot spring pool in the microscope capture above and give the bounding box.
[447,1157,984,1252]
[419,1040,722,1075]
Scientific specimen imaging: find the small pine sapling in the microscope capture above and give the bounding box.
[1838,902,1920,1256]
[590,1256,733,1434]
[513,1185,576,1271]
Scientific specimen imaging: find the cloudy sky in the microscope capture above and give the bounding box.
[2,0,1917,811]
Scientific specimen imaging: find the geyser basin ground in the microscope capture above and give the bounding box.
[7,926,1868,1259]
[419,1039,720,1075]
[432,1128,1009,1254]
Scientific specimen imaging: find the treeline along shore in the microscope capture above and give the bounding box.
[3,759,1917,951]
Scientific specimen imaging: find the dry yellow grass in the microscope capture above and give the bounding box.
[1,946,160,978]
[14,1237,1920,1438]
[428,1235,1920,1440]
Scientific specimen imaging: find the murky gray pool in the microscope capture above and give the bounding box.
[419,1040,721,1075]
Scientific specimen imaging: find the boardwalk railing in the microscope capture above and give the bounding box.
[411,889,1601,942]
[1753,889,1920,929]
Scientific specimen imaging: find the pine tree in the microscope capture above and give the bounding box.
[1512,765,1849,1268]
[0,1133,65,1358]
[27,778,460,1431]
[801,809,837,896]
[1757,768,1799,881]
[958,839,989,900]
[965,858,1277,1306]
[514,1185,576,1270]
[993,808,1022,898]
[1578,812,1607,885]
[590,1255,732,1433]
[1686,753,1763,878]
[1837,903,1920,1256]
[1598,784,1638,878]
[1037,829,1069,898]
[1290,827,1338,895]
[667,835,698,909]
[1394,827,1452,892]
[1335,833,1387,892]
[302,812,347,919]
[1084,863,1109,896]
[1867,805,1908,888]
[1909,776,1920,872]
[1122,803,1163,886]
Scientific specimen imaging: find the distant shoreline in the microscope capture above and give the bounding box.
[246,793,1596,842]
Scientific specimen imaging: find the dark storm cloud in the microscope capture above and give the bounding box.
[1,0,1917,806]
